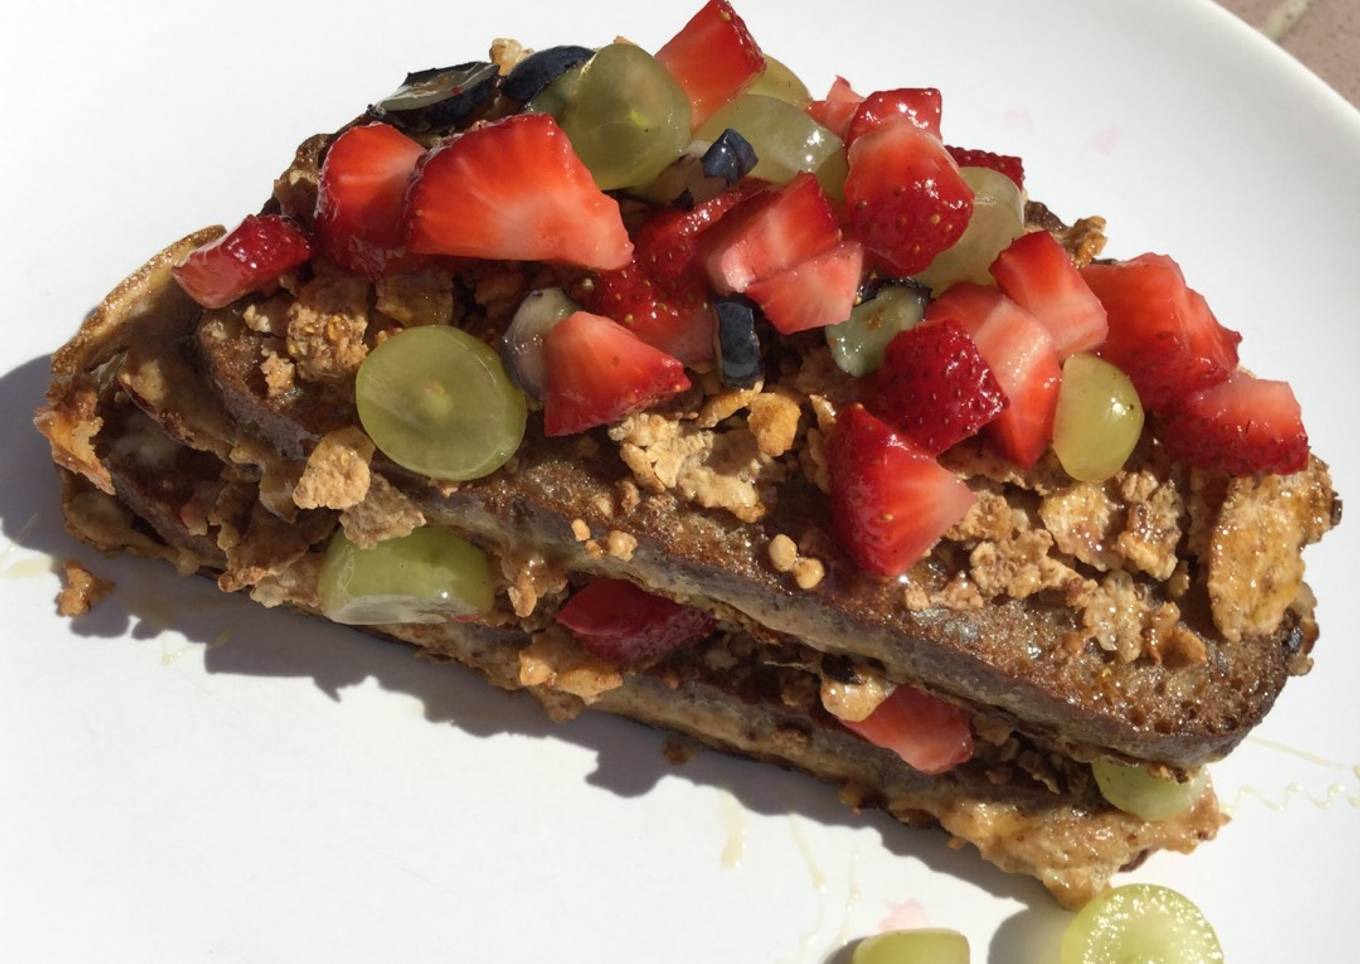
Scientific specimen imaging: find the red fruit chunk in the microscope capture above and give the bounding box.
[656,0,765,127]
[945,146,1025,189]
[924,281,1005,328]
[991,231,1108,357]
[845,119,973,277]
[846,88,943,144]
[406,113,633,269]
[745,240,864,334]
[583,265,714,364]
[633,186,756,291]
[557,578,716,665]
[172,214,312,310]
[541,311,691,436]
[702,172,841,293]
[867,320,1007,454]
[1080,254,1241,413]
[315,122,426,277]
[966,298,1062,467]
[807,76,864,140]
[827,405,976,579]
[841,684,973,775]
[1161,373,1308,475]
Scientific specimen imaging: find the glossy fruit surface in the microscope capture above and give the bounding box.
[557,43,692,190]
[695,94,847,198]
[846,87,943,143]
[1061,885,1224,964]
[747,54,811,107]
[915,166,1026,296]
[371,62,500,134]
[852,929,970,964]
[356,326,527,481]
[405,113,633,269]
[946,146,1024,188]
[541,311,691,436]
[503,45,594,103]
[746,240,863,334]
[1092,760,1208,822]
[655,0,765,126]
[807,76,863,140]
[557,578,716,664]
[1053,354,1144,482]
[172,215,312,309]
[841,684,974,775]
[702,172,840,293]
[1161,372,1308,474]
[991,230,1108,356]
[827,405,975,578]
[826,284,928,377]
[318,527,495,625]
[501,287,579,399]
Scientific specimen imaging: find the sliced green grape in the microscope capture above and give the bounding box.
[550,43,691,190]
[826,285,928,376]
[1061,885,1224,964]
[695,94,846,199]
[746,55,811,107]
[1093,760,1208,822]
[318,527,495,625]
[527,62,585,117]
[1052,354,1145,483]
[915,166,1026,295]
[853,929,970,964]
[356,326,527,482]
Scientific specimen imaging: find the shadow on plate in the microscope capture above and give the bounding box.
[1,352,1056,937]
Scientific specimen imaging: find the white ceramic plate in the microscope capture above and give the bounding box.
[2,1,1357,960]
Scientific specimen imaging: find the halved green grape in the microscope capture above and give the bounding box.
[1061,885,1224,964]
[1093,760,1209,822]
[826,285,928,376]
[695,94,846,200]
[356,326,527,482]
[915,166,1026,295]
[552,43,691,190]
[852,929,970,964]
[318,527,495,625]
[746,55,811,107]
[1052,354,1145,483]
[527,62,585,117]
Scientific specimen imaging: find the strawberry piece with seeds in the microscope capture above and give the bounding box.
[867,320,1007,453]
[846,88,943,144]
[172,214,312,310]
[990,231,1108,357]
[945,146,1025,189]
[316,122,426,277]
[1080,253,1241,413]
[840,684,974,774]
[845,119,973,277]
[582,265,714,364]
[827,405,976,579]
[702,172,841,294]
[557,577,717,665]
[807,76,864,140]
[1161,373,1308,475]
[656,0,765,127]
[406,113,633,270]
[541,311,691,436]
[745,240,864,334]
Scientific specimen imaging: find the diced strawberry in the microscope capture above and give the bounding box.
[557,577,717,665]
[845,119,973,277]
[945,146,1025,189]
[827,405,976,579]
[702,173,841,293]
[965,298,1062,467]
[656,0,765,127]
[867,320,1007,454]
[807,76,864,140]
[541,311,691,436]
[990,231,1108,357]
[923,281,1005,328]
[581,265,715,364]
[406,113,633,270]
[315,122,426,277]
[840,684,973,775]
[745,240,863,334]
[1080,254,1241,413]
[1160,373,1309,475]
[845,88,943,144]
[172,214,312,310]
[633,187,756,291]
